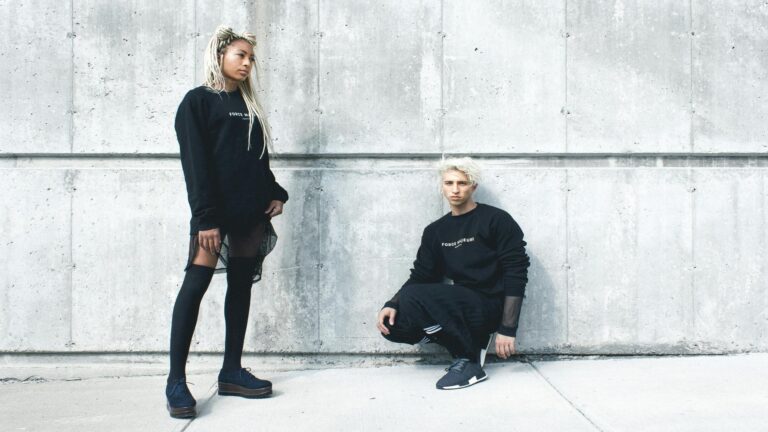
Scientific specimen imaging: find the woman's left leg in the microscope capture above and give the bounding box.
[217,223,272,398]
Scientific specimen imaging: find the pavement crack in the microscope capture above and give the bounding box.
[174,381,219,432]
[528,361,606,432]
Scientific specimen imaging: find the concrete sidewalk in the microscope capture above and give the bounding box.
[1,354,767,432]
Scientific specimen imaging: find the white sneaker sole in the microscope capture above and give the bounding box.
[480,333,494,368]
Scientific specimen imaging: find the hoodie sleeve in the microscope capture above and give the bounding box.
[492,211,530,337]
[263,145,289,203]
[176,91,219,231]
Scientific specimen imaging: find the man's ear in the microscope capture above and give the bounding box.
[472,183,478,191]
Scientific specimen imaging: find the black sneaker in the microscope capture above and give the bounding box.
[435,358,487,390]
[218,368,273,399]
[166,378,196,419]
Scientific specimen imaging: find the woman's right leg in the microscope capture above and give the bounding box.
[166,241,219,418]
[168,245,218,381]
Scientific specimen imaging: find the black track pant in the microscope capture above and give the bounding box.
[382,283,503,362]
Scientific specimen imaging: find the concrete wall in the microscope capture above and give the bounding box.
[1,0,767,355]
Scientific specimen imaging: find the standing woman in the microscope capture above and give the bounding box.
[166,25,288,419]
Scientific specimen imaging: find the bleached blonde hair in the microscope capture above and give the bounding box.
[203,25,271,157]
[438,157,481,185]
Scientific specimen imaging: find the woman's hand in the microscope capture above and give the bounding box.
[198,228,221,255]
[265,200,284,218]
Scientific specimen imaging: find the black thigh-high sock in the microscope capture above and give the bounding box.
[169,264,215,380]
[222,257,258,372]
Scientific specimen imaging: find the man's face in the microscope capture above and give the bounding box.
[441,170,477,207]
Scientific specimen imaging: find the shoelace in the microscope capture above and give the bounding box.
[238,368,261,383]
[445,358,471,373]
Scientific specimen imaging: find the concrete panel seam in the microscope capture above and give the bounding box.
[316,0,321,152]
[193,0,198,88]
[314,0,322,340]
[69,0,75,154]
[66,170,75,349]
[690,168,696,332]
[439,0,445,154]
[6,154,768,170]
[565,168,570,344]
[564,0,569,153]
[689,0,694,153]
[7,152,768,159]
[529,361,605,431]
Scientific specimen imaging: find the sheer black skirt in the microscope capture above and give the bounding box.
[184,221,277,284]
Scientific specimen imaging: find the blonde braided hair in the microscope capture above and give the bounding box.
[203,25,271,157]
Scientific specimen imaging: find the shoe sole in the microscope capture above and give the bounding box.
[218,382,273,399]
[167,403,196,419]
[437,372,488,390]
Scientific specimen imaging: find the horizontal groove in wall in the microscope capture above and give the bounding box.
[1,153,768,169]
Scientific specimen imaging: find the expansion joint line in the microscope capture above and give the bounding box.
[175,381,218,432]
[527,361,605,432]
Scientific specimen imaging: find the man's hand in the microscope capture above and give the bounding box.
[377,307,397,335]
[265,200,284,218]
[198,228,221,255]
[495,334,516,359]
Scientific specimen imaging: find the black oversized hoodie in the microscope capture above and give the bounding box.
[386,203,530,337]
[175,86,288,235]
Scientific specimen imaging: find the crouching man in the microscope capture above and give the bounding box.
[377,157,530,389]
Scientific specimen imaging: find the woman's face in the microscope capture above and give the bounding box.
[219,39,255,83]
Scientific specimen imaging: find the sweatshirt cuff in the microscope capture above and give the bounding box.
[497,325,518,337]
[272,185,289,203]
[197,219,219,231]
[383,301,399,310]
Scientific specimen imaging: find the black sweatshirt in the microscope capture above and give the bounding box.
[175,86,288,235]
[386,203,530,337]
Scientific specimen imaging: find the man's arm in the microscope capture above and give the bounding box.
[493,212,530,338]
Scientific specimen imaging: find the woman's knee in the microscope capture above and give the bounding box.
[192,245,218,268]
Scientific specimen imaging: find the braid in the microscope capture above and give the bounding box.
[203,25,271,157]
